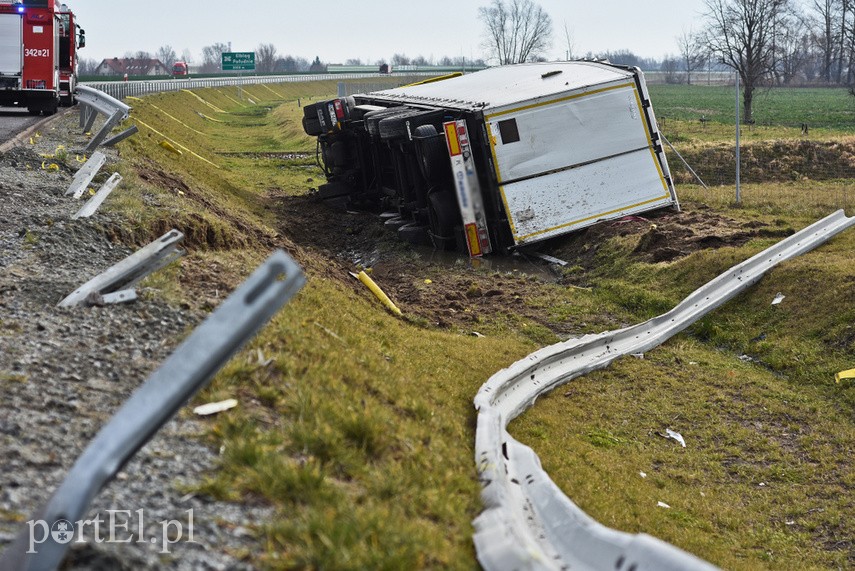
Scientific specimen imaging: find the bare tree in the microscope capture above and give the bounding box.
[704,0,785,123]
[775,5,811,84]
[78,57,98,76]
[156,45,177,69]
[392,53,411,66]
[255,43,278,73]
[660,56,682,83]
[563,20,575,60]
[479,0,553,64]
[201,42,229,73]
[677,29,706,84]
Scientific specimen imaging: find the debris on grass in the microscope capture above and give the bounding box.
[193,399,239,416]
[664,428,687,448]
[771,292,786,305]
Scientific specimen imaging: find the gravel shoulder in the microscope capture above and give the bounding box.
[0,113,267,568]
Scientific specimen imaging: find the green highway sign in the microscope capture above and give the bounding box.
[222,52,256,71]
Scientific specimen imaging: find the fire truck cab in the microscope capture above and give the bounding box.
[0,0,84,115]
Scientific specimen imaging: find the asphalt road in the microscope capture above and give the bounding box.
[0,109,40,147]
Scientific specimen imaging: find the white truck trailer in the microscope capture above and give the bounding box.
[303,61,678,257]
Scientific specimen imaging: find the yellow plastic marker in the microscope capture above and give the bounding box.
[835,369,855,383]
[355,271,402,316]
[135,119,219,169]
[159,140,183,156]
[75,155,87,163]
[41,161,59,171]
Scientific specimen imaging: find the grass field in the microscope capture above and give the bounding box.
[92,81,855,569]
[649,84,855,133]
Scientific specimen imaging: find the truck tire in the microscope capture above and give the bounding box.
[364,107,411,138]
[414,125,448,182]
[379,109,445,142]
[302,115,323,136]
[303,102,321,118]
[397,222,429,246]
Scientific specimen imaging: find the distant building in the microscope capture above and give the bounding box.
[94,58,170,77]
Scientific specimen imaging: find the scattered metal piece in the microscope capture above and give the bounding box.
[58,230,184,308]
[65,151,106,198]
[0,250,305,571]
[101,289,137,305]
[771,292,785,305]
[657,501,671,509]
[528,252,569,267]
[71,173,122,219]
[665,429,686,448]
[472,210,855,571]
[102,125,139,147]
[193,399,239,416]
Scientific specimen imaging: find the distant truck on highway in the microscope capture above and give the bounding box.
[172,61,188,78]
[0,0,85,115]
[302,61,678,257]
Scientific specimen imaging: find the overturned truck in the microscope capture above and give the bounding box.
[303,61,679,257]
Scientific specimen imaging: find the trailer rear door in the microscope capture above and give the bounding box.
[0,13,23,77]
[486,79,674,245]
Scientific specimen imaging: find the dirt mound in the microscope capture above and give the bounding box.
[542,207,794,271]
[273,195,792,337]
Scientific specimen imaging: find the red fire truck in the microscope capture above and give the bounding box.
[0,0,85,115]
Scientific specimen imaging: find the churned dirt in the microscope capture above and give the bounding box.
[271,192,792,336]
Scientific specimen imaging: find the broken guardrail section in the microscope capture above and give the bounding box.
[472,210,855,571]
[58,230,184,307]
[0,249,306,571]
[65,151,106,199]
[75,85,134,153]
[71,173,123,220]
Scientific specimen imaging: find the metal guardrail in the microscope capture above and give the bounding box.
[58,230,185,307]
[1,250,305,571]
[82,72,434,101]
[472,210,855,571]
[75,85,132,153]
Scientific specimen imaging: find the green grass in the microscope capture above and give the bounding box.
[649,84,855,133]
[100,80,855,569]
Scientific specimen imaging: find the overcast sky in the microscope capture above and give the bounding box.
[70,0,709,65]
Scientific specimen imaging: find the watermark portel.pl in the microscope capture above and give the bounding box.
[27,509,195,554]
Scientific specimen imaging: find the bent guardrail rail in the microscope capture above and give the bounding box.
[0,250,306,571]
[58,230,184,307]
[473,210,855,571]
[75,85,133,153]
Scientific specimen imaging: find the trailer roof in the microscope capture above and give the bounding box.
[368,61,636,112]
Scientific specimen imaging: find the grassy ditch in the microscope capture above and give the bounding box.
[100,82,855,569]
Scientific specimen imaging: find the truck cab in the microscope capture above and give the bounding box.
[0,0,82,114]
[172,61,188,78]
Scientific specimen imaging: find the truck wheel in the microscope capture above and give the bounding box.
[302,115,323,136]
[397,223,429,246]
[379,109,444,141]
[45,100,59,115]
[27,107,41,116]
[365,107,411,138]
[414,125,448,182]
